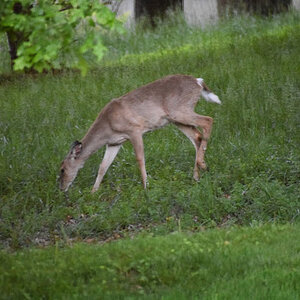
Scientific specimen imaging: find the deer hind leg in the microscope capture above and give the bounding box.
[193,115,213,172]
[175,124,203,180]
[130,133,147,189]
[171,112,214,175]
[91,144,121,193]
[176,124,206,181]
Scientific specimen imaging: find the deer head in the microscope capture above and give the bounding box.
[59,141,84,192]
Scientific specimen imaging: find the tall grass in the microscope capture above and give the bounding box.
[0,11,299,249]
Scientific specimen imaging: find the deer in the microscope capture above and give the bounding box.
[59,74,221,193]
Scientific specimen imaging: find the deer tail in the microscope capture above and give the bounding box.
[196,78,222,105]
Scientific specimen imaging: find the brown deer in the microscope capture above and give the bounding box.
[59,74,221,192]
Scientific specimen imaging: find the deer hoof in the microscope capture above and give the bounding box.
[193,171,200,181]
[91,187,98,194]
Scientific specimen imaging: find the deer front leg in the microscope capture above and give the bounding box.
[92,144,121,193]
[130,134,147,189]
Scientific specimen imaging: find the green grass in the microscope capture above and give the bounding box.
[1,224,300,299]
[0,11,299,251]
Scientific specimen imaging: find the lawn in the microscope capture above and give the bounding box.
[0,10,299,297]
[0,224,299,299]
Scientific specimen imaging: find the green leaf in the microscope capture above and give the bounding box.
[93,42,106,61]
[13,56,30,71]
[1,0,123,74]
[79,34,94,54]
[77,56,88,76]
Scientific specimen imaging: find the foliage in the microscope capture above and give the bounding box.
[0,12,299,250]
[0,224,300,298]
[0,0,123,74]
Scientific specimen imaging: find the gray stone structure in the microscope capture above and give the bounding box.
[114,0,299,27]
[292,0,300,10]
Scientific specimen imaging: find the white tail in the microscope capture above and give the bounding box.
[59,74,222,193]
[197,78,222,104]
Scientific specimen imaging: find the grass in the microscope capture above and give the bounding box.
[1,223,300,299]
[0,11,299,252]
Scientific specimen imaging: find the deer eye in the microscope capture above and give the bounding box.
[61,169,65,175]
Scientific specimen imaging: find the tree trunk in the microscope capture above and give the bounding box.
[6,2,30,71]
[6,30,24,70]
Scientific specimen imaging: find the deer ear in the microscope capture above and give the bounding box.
[70,141,82,159]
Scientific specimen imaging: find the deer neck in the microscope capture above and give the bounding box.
[79,118,108,161]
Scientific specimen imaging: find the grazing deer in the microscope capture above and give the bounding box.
[59,74,221,192]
